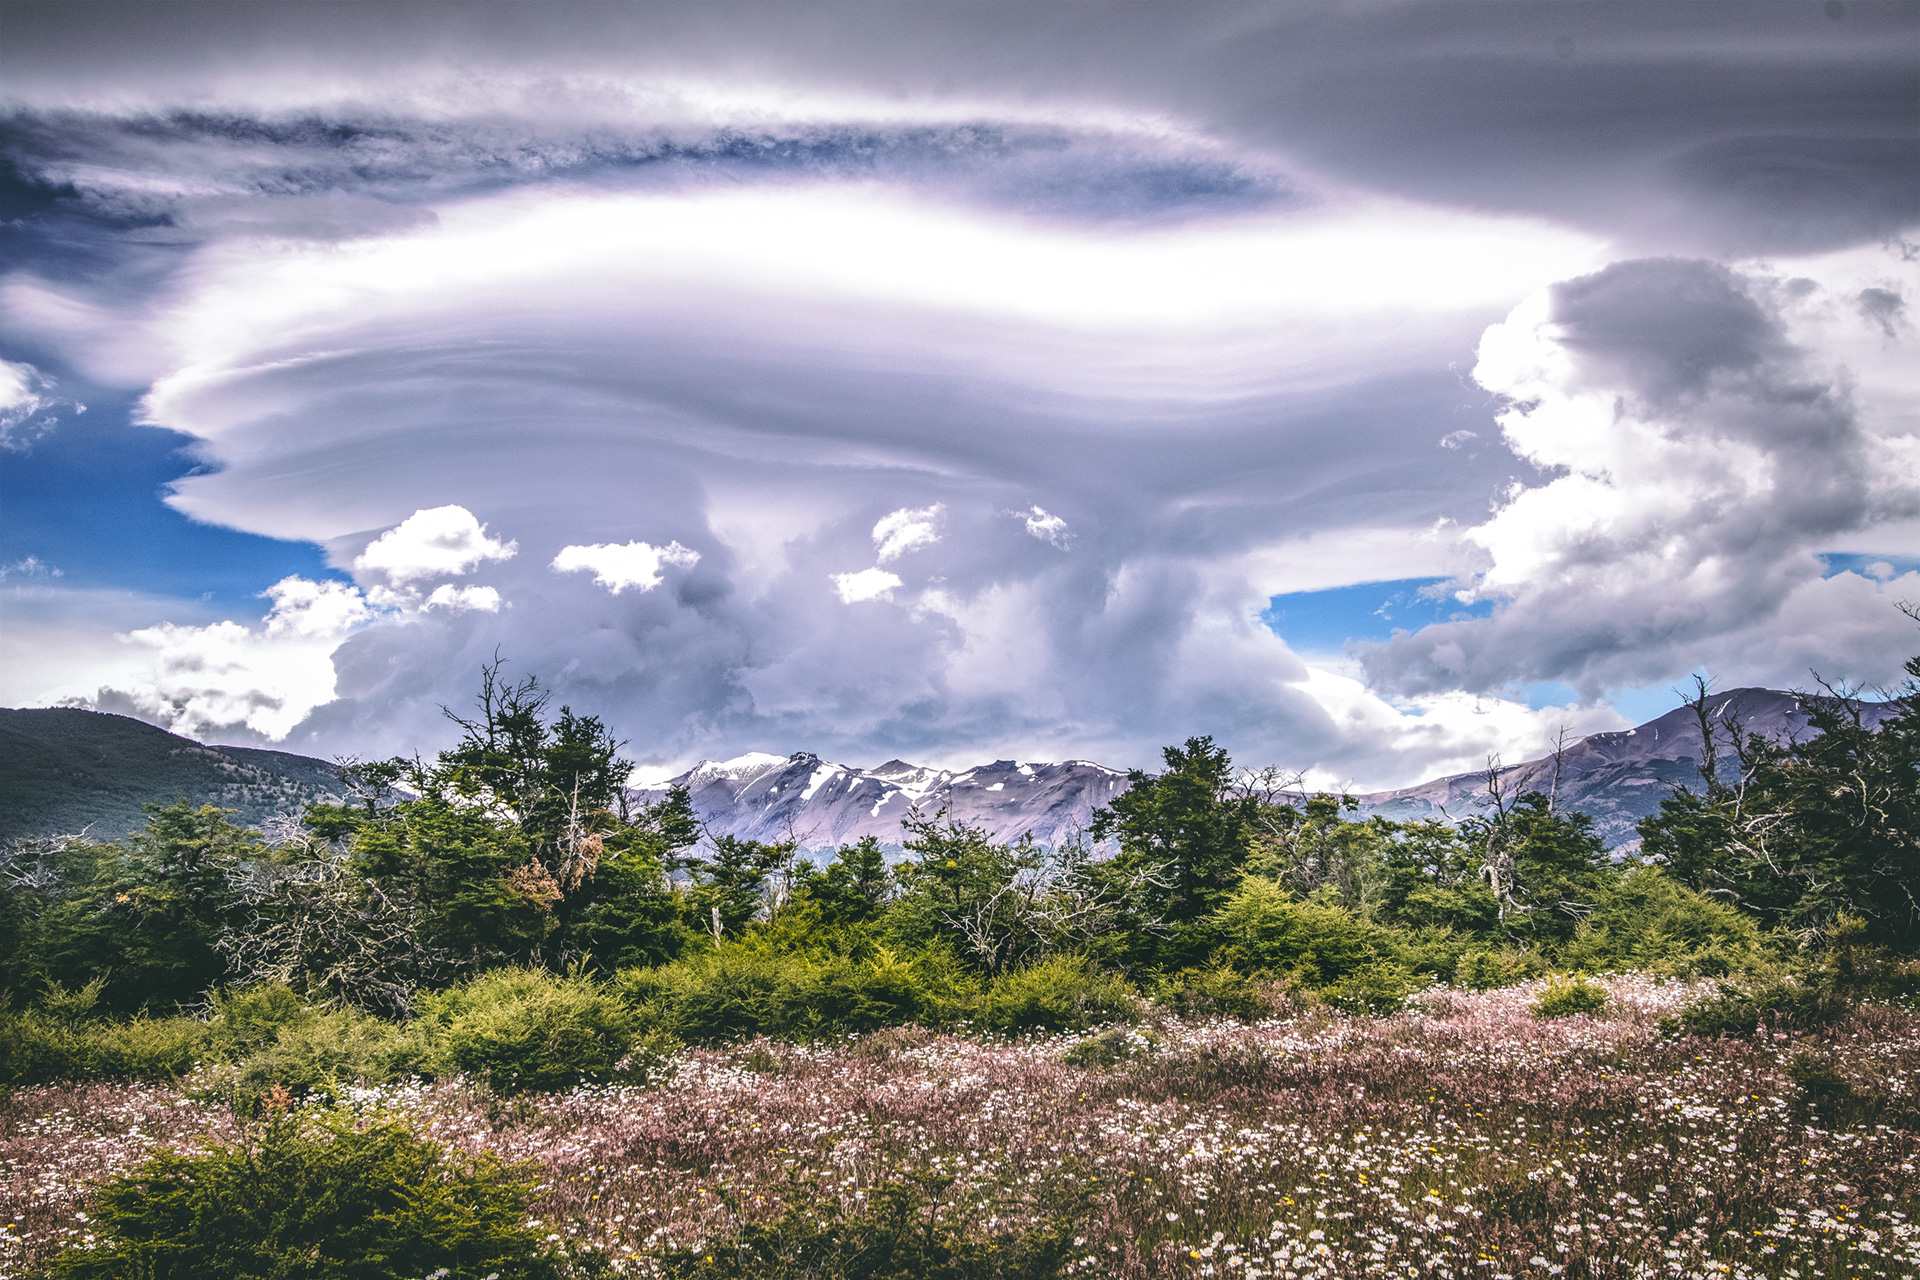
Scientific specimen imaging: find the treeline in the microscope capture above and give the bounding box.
[2,652,1916,1094]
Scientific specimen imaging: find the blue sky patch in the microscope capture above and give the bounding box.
[0,395,342,613]
[1262,577,1492,654]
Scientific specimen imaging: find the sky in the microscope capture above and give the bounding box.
[0,1,1916,790]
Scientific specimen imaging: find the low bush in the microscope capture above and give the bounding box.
[978,954,1140,1035]
[1664,975,1850,1038]
[1451,948,1546,991]
[1531,977,1610,1020]
[0,981,207,1086]
[418,967,637,1093]
[1556,867,1769,978]
[1320,963,1423,1016]
[654,1176,1075,1280]
[1153,964,1292,1022]
[618,943,977,1043]
[1061,1025,1158,1069]
[33,1108,595,1279]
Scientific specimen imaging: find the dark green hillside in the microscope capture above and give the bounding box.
[0,708,344,841]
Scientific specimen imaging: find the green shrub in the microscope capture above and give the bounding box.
[1557,867,1767,978]
[618,943,976,1044]
[1664,976,1850,1038]
[1452,948,1546,991]
[1208,878,1385,984]
[654,1176,1074,1280]
[1319,962,1423,1016]
[1153,964,1292,1022]
[1531,977,1610,1019]
[0,984,207,1086]
[190,1002,406,1113]
[34,1108,592,1279]
[1061,1025,1158,1070]
[419,967,637,1092]
[978,954,1139,1035]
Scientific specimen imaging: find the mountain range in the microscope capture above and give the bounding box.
[0,688,1898,850]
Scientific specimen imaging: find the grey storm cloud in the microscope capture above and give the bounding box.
[1,1,1916,785]
[1362,255,1920,701]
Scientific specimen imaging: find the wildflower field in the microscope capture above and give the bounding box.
[4,975,1916,1280]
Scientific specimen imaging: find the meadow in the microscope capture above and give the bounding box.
[5,974,1916,1280]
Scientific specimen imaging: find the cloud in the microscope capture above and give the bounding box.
[0,359,67,451]
[81,577,372,741]
[872,505,943,563]
[1363,246,1920,699]
[832,567,904,604]
[1021,506,1072,548]
[552,540,700,594]
[4,8,1916,788]
[422,583,502,613]
[353,505,516,585]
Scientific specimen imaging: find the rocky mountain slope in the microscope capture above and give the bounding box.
[1,688,1898,851]
[632,752,1130,852]
[0,708,347,842]
[1354,688,1899,848]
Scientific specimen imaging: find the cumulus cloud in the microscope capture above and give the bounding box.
[872,505,943,563]
[832,567,904,604]
[85,577,372,741]
[1363,247,1920,698]
[422,583,502,613]
[1021,506,1072,548]
[353,505,516,585]
[552,540,700,594]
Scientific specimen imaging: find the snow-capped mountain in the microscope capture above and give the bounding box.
[637,688,1901,853]
[631,752,1130,851]
[1354,687,1900,848]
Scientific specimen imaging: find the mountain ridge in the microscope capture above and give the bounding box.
[0,688,1899,849]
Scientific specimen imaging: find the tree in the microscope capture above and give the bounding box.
[33,803,256,1013]
[795,835,895,927]
[1641,647,1920,944]
[1090,736,1261,966]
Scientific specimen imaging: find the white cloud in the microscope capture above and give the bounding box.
[0,358,64,451]
[872,504,943,562]
[104,577,372,740]
[353,505,517,585]
[551,540,699,594]
[832,567,904,603]
[1021,505,1072,548]
[1364,245,1920,698]
[422,583,502,612]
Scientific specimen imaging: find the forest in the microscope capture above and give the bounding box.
[1,657,1916,1279]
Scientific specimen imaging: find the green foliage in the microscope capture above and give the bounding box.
[654,1176,1075,1280]
[618,940,976,1043]
[417,967,637,1093]
[35,1109,587,1280]
[977,954,1140,1035]
[794,836,895,927]
[0,999,207,1087]
[1319,963,1423,1016]
[1152,964,1292,1022]
[1091,736,1261,956]
[1667,977,1849,1038]
[1451,947,1546,991]
[29,803,257,1013]
[188,985,408,1113]
[1556,865,1767,977]
[1207,876,1389,984]
[1639,660,1920,945]
[1531,976,1610,1019]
